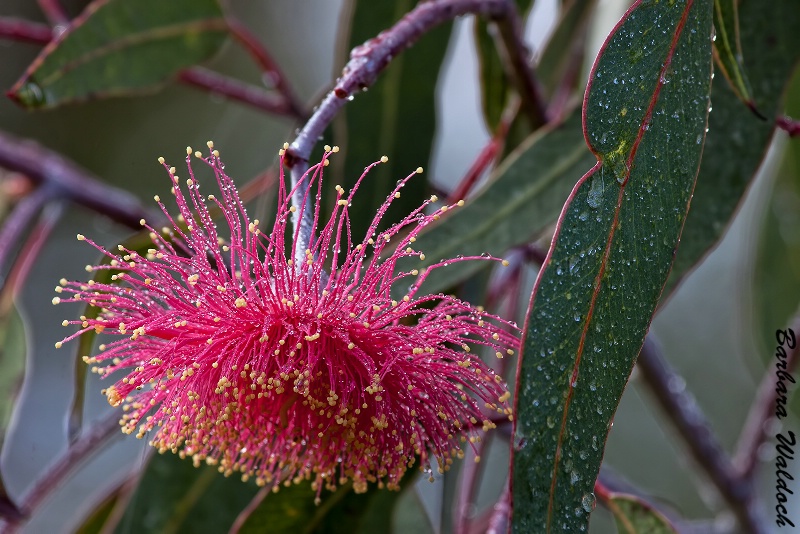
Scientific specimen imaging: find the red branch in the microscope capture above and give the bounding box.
[0,17,52,44]
[777,115,800,137]
[177,68,296,117]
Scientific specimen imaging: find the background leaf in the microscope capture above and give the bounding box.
[472,0,533,132]
[8,0,228,109]
[752,67,800,365]
[665,0,800,295]
[113,452,258,534]
[0,305,25,446]
[512,1,713,532]
[398,111,594,297]
[711,0,755,108]
[603,493,678,534]
[236,474,415,534]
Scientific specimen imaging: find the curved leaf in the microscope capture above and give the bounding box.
[8,0,228,109]
[397,111,594,297]
[712,0,755,109]
[113,452,258,534]
[603,493,678,534]
[511,1,713,532]
[236,475,414,534]
[665,0,800,294]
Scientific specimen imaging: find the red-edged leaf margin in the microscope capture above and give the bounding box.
[510,0,713,532]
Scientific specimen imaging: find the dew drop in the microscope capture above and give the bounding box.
[581,492,597,512]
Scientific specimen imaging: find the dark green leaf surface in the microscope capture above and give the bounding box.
[74,483,129,534]
[8,0,228,109]
[711,0,755,107]
[329,0,451,241]
[605,493,677,534]
[512,1,713,532]
[665,0,800,294]
[114,452,258,534]
[397,111,593,297]
[237,475,413,534]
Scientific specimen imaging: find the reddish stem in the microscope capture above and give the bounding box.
[36,0,69,27]
[777,115,800,137]
[177,68,295,117]
[226,18,306,119]
[0,17,52,44]
[447,139,500,203]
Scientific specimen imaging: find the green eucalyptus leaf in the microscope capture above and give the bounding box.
[8,0,228,109]
[512,1,713,531]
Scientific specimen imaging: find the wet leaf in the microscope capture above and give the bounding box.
[511,1,713,532]
[8,0,228,109]
[329,0,451,240]
[397,111,594,297]
[603,493,678,534]
[665,0,800,294]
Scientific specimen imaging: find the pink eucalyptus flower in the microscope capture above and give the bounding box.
[55,143,519,497]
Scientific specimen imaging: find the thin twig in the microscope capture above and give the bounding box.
[493,10,549,128]
[36,0,69,27]
[1,411,121,533]
[0,185,55,289]
[285,0,529,259]
[177,68,295,116]
[0,130,151,230]
[733,312,800,479]
[226,18,306,120]
[777,115,800,137]
[637,337,766,534]
[0,17,52,44]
